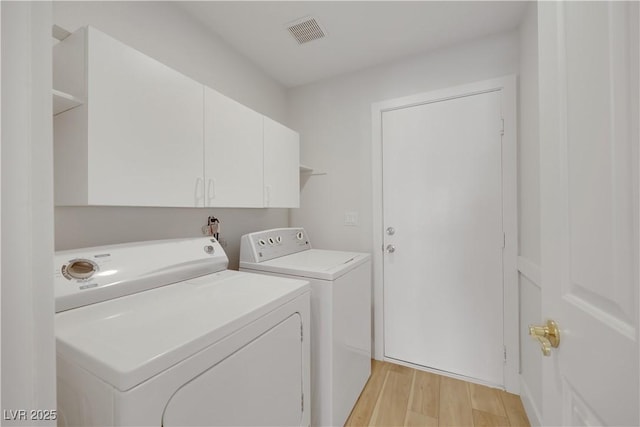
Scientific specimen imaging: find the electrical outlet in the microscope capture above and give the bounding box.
[344,211,359,226]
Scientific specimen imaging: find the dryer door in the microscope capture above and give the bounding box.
[162,313,304,426]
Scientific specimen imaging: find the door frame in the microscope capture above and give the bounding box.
[371,76,518,392]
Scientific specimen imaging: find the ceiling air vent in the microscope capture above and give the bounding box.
[287,16,326,45]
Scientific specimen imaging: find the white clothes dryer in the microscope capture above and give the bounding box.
[54,237,310,427]
[239,228,371,427]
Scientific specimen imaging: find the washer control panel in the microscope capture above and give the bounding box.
[240,228,311,263]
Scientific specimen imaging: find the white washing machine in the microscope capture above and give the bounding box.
[239,228,371,427]
[54,237,311,427]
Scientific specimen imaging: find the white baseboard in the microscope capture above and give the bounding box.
[519,375,542,426]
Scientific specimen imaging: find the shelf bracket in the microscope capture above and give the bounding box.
[52,25,72,42]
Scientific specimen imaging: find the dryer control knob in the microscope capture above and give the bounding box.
[65,259,98,280]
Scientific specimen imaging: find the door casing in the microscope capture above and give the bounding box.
[371,76,518,393]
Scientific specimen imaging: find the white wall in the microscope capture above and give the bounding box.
[53,2,290,268]
[53,1,287,122]
[55,207,285,270]
[288,31,519,254]
[517,2,542,424]
[1,2,57,424]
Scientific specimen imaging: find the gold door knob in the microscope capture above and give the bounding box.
[528,319,560,356]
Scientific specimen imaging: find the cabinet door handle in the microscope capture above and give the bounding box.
[195,177,204,207]
[207,178,216,203]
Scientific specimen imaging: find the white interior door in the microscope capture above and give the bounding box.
[382,90,505,386]
[538,2,639,425]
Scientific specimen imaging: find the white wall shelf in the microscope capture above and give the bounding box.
[299,164,326,176]
[53,89,83,115]
[52,25,72,42]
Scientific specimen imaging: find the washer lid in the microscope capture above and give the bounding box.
[240,249,371,281]
[55,270,309,392]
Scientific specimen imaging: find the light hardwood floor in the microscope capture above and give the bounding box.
[345,360,530,427]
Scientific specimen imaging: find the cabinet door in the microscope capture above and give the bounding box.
[86,27,204,207]
[263,117,300,208]
[204,88,263,207]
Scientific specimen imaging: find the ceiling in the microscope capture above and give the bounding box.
[179,1,527,88]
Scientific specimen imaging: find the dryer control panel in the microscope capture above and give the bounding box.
[240,228,311,263]
[54,237,228,312]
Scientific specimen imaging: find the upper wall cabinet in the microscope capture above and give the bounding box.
[204,88,264,208]
[53,26,300,208]
[264,117,300,208]
[54,26,204,207]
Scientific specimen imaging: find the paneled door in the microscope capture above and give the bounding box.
[382,89,506,386]
[538,2,639,425]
